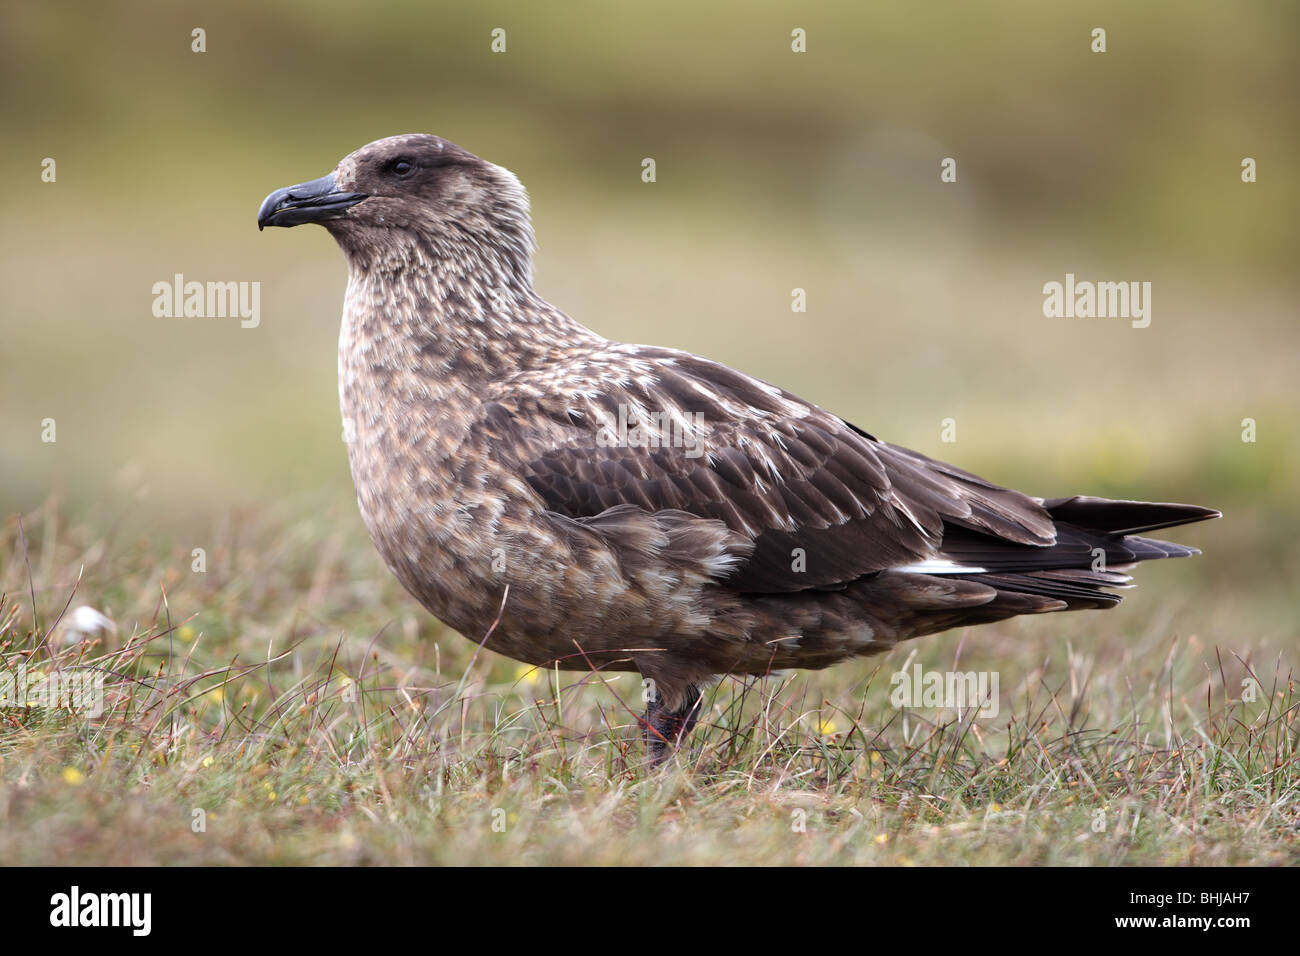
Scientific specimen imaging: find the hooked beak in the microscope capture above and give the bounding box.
[257,173,368,230]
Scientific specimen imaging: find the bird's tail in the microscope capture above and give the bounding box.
[1040,496,1221,538]
[932,496,1219,614]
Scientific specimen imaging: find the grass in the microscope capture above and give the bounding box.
[1,499,1295,865]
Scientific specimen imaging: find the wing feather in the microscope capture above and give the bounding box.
[491,347,1056,593]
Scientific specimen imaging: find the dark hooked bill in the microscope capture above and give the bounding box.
[257,174,367,230]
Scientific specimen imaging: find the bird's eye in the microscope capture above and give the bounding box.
[392,159,414,176]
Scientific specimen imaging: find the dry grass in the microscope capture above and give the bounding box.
[1,499,1295,865]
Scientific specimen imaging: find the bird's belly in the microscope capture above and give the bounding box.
[341,419,617,659]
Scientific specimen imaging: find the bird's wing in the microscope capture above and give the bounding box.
[489,345,1057,593]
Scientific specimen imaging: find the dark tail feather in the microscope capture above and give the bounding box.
[935,496,1218,614]
[970,570,1123,610]
[1041,496,1221,536]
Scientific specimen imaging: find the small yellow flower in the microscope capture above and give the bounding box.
[816,717,838,736]
[179,626,196,641]
[514,664,541,686]
[202,756,214,768]
[61,767,85,786]
[207,687,224,704]
[990,802,1002,813]
[873,833,889,844]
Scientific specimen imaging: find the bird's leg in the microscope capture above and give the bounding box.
[643,684,703,765]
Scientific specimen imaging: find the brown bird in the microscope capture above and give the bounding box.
[258,134,1218,763]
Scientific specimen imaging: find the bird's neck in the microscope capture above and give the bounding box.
[338,251,602,407]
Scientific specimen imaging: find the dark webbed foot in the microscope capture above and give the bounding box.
[643,684,703,765]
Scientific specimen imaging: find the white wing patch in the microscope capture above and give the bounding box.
[895,558,988,574]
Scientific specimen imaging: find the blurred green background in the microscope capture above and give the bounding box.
[2,2,1296,639]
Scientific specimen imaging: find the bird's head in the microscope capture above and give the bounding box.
[257,134,535,277]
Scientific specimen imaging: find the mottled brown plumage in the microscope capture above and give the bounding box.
[258,134,1219,762]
